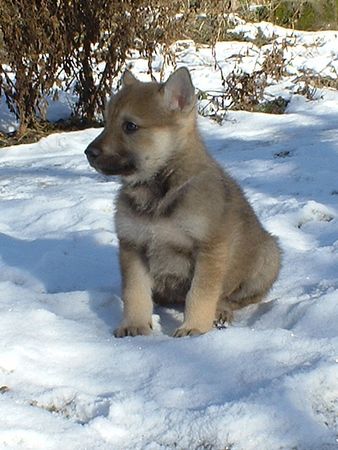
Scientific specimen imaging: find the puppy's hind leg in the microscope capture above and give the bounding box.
[215,287,268,328]
[214,299,235,327]
[226,235,281,315]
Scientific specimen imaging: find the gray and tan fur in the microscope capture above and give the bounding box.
[85,67,281,337]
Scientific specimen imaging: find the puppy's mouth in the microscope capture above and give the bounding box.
[87,155,137,177]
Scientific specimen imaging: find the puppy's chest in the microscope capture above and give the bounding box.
[116,181,208,257]
[117,206,195,287]
[116,204,193,253]
[119,188,194,249]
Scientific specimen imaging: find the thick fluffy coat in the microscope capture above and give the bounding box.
[85,68,281,337]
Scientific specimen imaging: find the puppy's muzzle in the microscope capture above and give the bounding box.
[85,144,101,165]
[85,144,136,176]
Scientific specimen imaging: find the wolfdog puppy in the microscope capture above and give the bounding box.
[85,67,281,337]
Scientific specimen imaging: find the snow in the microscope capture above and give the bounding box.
[1,20,338,450]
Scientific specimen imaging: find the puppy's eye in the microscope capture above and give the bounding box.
[123,121,138,134]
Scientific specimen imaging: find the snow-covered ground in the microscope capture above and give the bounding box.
[0,21,338,450]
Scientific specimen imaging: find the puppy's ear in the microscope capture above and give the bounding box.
[162,67,195,112]
[122,70,139,87]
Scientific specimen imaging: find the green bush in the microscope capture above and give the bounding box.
[297,0,338,30]
[270,0,338,30]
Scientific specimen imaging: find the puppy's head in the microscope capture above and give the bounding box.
[85,67,196,182]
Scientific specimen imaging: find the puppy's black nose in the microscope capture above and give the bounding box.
[85,145,101,160]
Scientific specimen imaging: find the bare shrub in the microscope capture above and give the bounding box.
[57,1,138,123]
[1,1,232,136]
[0,1,64,134]
[184,0,233,45]
[1,0,337,142]
[261,40,287,81]
[296,68,338,91]
[225,69,267,111]
[0,1,191,135]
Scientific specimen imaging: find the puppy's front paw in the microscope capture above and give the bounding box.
[173,326,206,338]
[114,322,152,338]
